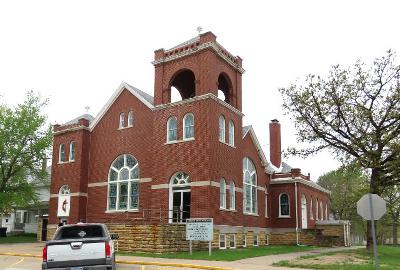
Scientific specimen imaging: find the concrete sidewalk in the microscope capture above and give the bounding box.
[0,243,361,270]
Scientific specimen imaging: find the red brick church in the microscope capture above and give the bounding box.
[47,32,350,251]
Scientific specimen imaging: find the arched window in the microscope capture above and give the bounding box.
[220,179,226,209]
[107,154,139,211]
[219,116,226,142]
[320,201,324,220]
[169,69,196,101]
[229,181,235,210]
[243,157,257,214]
[228,120,234,146]
[183,113,194,140]
[310,196,314,220]
[128,111,134,127]
[59,185,70,195]
[167,117,178,142]
[279,193,290,217]
[59,144,65,163]
[265,188,269,218]
[119,112,125,128]
[316,198,319,220]
[69,141,76,161]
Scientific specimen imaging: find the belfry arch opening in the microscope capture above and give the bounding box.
[217,73,232,104]
[169,69,196,102]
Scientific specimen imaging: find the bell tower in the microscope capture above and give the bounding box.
[152,31,245,111]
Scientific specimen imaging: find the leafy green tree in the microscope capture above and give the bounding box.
[381,185,400,244]
[279,50,400,249]
[0,91,52,224]
[317,165,369,237]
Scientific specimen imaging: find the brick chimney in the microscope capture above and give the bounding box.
[269,119,281,168]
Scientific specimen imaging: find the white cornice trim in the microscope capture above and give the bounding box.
[270,178,331,194]
[50,192,88,198]
[53,126,90,135]
[154,93,244,117]
[152,41,245,74]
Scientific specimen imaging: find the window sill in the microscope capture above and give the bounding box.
[58,160,75,165]
[278,215,291,218]
[118,125,133,130]
[220,208,236,212]
[165,138,195,145]
[243,212,259,216]
[105,209,139,213]
[219,141,236,148]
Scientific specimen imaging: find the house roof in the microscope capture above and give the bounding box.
[165,36,200,52]
[62,114,95,126]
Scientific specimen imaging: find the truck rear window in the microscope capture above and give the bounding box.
[55,225,104,239]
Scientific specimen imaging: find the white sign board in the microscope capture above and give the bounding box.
[57,194,71,217]
[357,193,386,220]
[186,218,213,241]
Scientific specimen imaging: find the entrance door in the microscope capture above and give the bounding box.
[301,195,308,229]
[172,190,190,223]
[41,218,48,241]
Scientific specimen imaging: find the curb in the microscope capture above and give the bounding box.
[0,252,235,270]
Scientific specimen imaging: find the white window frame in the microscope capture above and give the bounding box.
[320,201,324,220]
[316,198,319,220]
[229,234,236,249]
[228,120,234,146]
[279,193,290,217]
[59,144,65,163]
[253,234,259,246]
[220,179,226,209]
[183,113,194,140]
[219,234,226,249]
[119,112,125,128]
[242,234,247,247]
[243,157,258,214]
[265,189,269,218]
[128,111,134,127]
[107,154,140,212]
[325,203,328,220]
[69,141,75,162]
[167,116,178,142]
[229,181,235,210]
[219,115,225,142]
[310,196,314,220]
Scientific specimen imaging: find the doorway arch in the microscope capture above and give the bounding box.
[168,172,191,223]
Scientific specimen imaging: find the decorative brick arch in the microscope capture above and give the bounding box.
[168,68,197,101]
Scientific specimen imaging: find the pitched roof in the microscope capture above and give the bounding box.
[89,82,154,131]
[165,36,200,52]
[62,114,94,126]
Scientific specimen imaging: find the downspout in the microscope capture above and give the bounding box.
[295,181,299,245]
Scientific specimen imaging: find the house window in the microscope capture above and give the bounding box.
[320,201,324,220]
[59,185,70,195]
[242,234,247,247]
[228,120,234,146]
[220,179,226,209]
[265,189,268,218]
[219,115,225,142]
[183,113,194,140]
[243,157,257,214]
[325,203,328,220]
[265,234,269,245]
[167,117,177,142]
[119,112,125,128]
[316,198,319,220]
[219,234,226,249]
[310,196,314,220]
[229,234,236,248]
[128,111,134,127]
[107,154,139,211]
[59,144,65,163]
[69,141,76,161]
[253,234,259,246]
[229,181,235,210]
[279,193,290,217]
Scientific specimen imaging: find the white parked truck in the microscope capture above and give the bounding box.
[42,223,116,270]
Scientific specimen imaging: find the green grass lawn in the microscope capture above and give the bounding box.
[118,245,316,261]
[274,245,400,270]
[0,233,37,244]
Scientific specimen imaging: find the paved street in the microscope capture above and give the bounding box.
[0,243,361,270]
